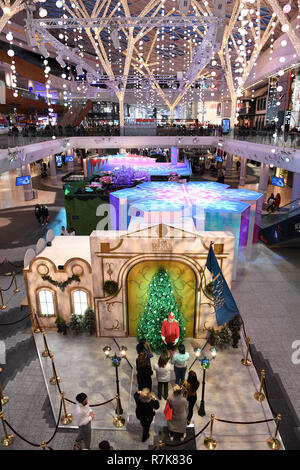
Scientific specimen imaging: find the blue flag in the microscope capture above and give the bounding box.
[206,244,239,326]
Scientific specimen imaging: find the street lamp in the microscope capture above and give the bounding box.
[103,345,127,426]
[197,347,217,417]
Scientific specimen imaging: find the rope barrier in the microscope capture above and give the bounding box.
[215,417,274,425]
[7,261,23,269]
[163,421,210,448]
[64,396,115,407]
[0,277,15,292]
[0,313,31,326]
[3,399,62,449]
[241,319,279,416]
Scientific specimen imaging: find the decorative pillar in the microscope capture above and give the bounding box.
[225,153,233,177]
[290,172,300,212]
[258,163,270,201]
[21,163,34,201]
[67,147,74,172]
[49,155,57,186]
[239,157,247,186]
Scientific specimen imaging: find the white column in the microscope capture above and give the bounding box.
[21,163,34,201]
[290,172,300,212]
[67,147,74,172]
[239,157,247,186]
[225,153,233,177]
[49,154,57,185]
[258,163,270,201]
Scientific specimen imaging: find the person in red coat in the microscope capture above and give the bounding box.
[161,312,180,357]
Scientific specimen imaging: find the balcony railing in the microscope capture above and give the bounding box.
[0,126,299,149]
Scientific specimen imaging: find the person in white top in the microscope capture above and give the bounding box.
[153,354,171,400]
[73,392,94,450]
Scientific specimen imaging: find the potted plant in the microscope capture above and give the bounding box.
[207,327,218,346]
[55,315,67,335]
[217,326,231,349]
[69,313,83,335]
[228,314,242,348]
[82,307,96,335]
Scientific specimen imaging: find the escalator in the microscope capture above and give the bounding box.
[259,198,300,247]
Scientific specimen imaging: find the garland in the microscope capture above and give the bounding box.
[41,274,80,291]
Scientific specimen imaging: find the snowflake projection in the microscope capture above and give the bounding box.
[109,181,264,279]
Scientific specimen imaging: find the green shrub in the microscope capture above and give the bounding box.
[69,313,83,335]
[55,315,67,335]
[82,307,96,335]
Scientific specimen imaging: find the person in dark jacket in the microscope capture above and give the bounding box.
[34,204,42,225]
[134,388,159,442]
[41,205,49,226]
[136,338,153,365]
[136,351,153,391]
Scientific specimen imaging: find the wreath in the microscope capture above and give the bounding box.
[41,274,80,291]
[103,280,118,296]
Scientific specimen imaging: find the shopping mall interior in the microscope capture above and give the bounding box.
[0,0,300,456]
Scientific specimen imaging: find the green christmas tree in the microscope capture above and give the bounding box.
[137,268,186,351]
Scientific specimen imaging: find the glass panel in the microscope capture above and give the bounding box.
[39,289,54,316]
[73,290,88,315]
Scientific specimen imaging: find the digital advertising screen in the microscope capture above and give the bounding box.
[56,155,63,167]
[271,176,285,188]
[65,155,74,163]
[222,118,230,134]
[16,175,31,186]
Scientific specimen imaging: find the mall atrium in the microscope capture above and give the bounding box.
[0,0,300,455]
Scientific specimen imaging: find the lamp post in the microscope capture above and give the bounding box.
[103,345,127,416]
[197,347,217,417]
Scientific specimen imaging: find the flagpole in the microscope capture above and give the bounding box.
[198,241,215,312]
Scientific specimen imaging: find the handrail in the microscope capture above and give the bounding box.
[273,197,300,212]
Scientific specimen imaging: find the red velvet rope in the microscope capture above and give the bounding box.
[65,396,115,407]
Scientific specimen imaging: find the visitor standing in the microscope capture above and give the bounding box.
[98,440,113,450]
[60,226,66,236]
[134,388,159,442]
[171,344,189,385]
[267,193,275,212]
[136,351,153,391]
[167,385,188,441]
[34,204,42,225]
[274,193,281,211]
[136,338,153,365]
[182,370,200,425]
[154,354,171,400]
[73,393,94,450]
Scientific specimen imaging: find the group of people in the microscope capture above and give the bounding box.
[60,225,76,236]
[134,338,198,443]
[34,204,49,226]
[73,339,199,449]
[267,193,281,212]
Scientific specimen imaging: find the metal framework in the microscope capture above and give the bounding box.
[32,15,221,29]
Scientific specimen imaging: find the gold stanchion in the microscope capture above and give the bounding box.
[61,392,72,425]
[113,394,125,428]
[254,370,265,402]
[0,411,14,447]
[12,272,20,293]
[41,330,51,358]
[49,354,61,386]
[204,414,217,450]
[241,337,252,366]
[0,368,9,406]
[158,440,164,448]
[41,441,47,450]
[267,414,282,450]
[0,289,7,310]
[32,311,41,334]
[4,259,11,277]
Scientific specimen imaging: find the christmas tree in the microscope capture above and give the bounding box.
[137,267,186,351]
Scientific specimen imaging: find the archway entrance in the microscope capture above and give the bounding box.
[127,260,196,337]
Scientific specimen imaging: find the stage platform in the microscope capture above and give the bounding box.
[34,331,283,450]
